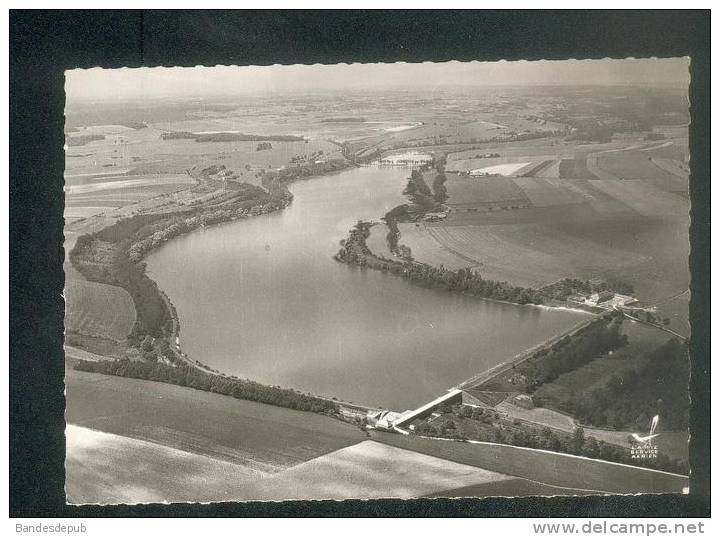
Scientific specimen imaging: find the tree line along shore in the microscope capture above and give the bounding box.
[67,151,404,421]
[418,312,689,475]
[68,159,373,421]
[336,156,638,308]
[67,150,689,473]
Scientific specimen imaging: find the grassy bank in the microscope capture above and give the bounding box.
[74,358,340,416]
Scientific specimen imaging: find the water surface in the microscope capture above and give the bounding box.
[146,166,584,409]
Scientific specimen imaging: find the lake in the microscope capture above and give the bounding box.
[146,166,584,410]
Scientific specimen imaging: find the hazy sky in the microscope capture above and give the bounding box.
[66,58,690,102]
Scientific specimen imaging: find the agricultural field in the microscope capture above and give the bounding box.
[533,159,562,178]
[589,179,688,218]
[66,368,365,470]
[64,279,136,342]
[558,157,601,180]
[372,431,687,494]
[593,148,689,196]
[398,223,476,270]
[233,440,516,501]
[445,174,530,211]
[653,290,690,337]
[469,162,533,176]
[66,425,261,504]
[65,183,192,208]
[65,174,193,193]
[71,369,578,501]
[402,131,689,314]
[511,177,587,207]
[416,222,650,289]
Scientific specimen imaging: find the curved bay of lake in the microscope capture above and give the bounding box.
[145,166,584,410]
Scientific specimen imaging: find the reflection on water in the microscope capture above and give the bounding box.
[146,166,583,409]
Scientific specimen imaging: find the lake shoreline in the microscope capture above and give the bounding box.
[70,161,587,414]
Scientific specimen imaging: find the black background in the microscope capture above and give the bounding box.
[9,10,711,517]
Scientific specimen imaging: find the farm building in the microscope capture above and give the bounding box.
[367,409,413,431]
[422,212,447,222]
[586,292,638,308]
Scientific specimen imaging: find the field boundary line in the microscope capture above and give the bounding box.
[396,434,689,480]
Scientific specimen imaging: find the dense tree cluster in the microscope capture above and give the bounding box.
[538,278,635,301]
[403,265,546,305]
[403,169,438,211]
[261,158,350,188]
[535,339,689,430]
[429,153,449,204]
[74,359,339,415]
[336,222,546,305]
[71,235,172,341]
[70,182,292,345]
[383,205,409,252]
[414,408,687,474]
[522,316,628,390]
[432,172,447,203]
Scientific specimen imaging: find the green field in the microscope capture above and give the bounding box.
[445,174,530,210]
[511,177,587,207]
[65,279,136,342]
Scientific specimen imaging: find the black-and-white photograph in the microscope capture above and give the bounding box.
[60,57,694,504]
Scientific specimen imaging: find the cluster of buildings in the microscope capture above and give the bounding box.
[568,290,639,309]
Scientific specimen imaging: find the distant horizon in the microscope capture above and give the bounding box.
[66,58,690,103]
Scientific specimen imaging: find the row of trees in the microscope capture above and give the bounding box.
[74,359,339,415]
[336,223,547,306]
[431,155,448,204]
[538,277,635,301]
[261,158,350,189]
[403,169,438,211]
[522,315,628,390]
[383,204,409,252]
[70,182,292,346]
[71,235,173,343]
[415,409,687,474]
[403,264,546,305]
